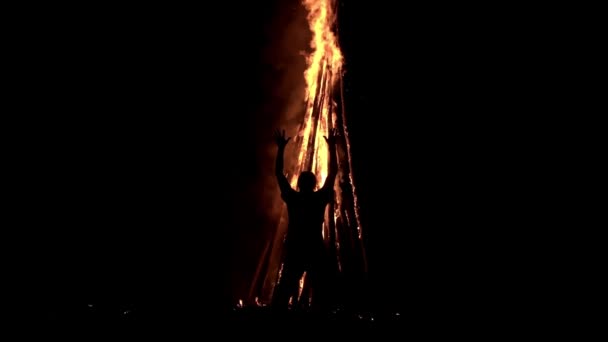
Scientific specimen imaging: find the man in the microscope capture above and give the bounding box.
[271,128,338,312]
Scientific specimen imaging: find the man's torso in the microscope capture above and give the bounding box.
[284,190,329,244]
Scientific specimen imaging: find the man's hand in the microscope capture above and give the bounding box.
[323,128,339,145]
[274,129,291,148]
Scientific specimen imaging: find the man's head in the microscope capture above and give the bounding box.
[297,171,317,192]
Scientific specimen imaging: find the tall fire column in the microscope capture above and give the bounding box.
[248,0,366,307]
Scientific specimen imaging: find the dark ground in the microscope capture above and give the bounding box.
[8,1,578,331]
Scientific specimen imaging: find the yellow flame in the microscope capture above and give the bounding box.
[303,0,342,101]
[284,0,344,304]
[291,0,342,188]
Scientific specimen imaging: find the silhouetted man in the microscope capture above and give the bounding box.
[271,128,338,312]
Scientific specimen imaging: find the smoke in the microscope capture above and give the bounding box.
[230,0,312,300]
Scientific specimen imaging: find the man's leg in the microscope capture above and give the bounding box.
[308,247,335,313]
[271,259,303,311]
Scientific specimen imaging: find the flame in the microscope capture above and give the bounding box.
[303,0,342,99]
[249,0,367,306]
[290,0,342,189]
[297,271,307,301]
[289,0,343,299]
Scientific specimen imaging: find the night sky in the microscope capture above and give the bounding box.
[16,1,563,325]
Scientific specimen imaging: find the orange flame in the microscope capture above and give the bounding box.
[303,0,342,100]
[290,0,342,189]
[288,0,343,300]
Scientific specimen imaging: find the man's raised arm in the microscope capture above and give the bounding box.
[320,128,339,192]
[274,129,292,195]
